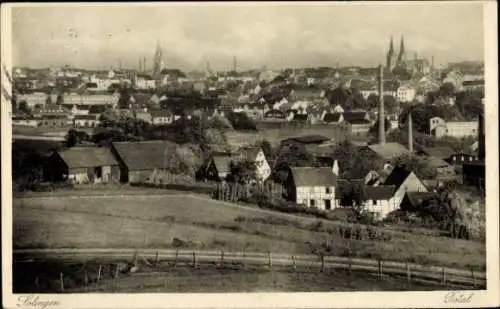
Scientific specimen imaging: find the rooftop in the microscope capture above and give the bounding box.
[290,167,337,187]
[57,147,118,168]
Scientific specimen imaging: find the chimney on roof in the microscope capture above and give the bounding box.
[378,65,386,144]
[408,112,413,152]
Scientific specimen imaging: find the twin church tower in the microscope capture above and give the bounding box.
[386,36,406,71]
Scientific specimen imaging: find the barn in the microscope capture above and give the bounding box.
[44,147,120,184]
[110,140,176,183]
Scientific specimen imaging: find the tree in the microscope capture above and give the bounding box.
[45,95,52,105]
[273,142,318,184]
[259,139,274,162]
[392,153,438,180]
[65,129,78,148]
[226,159,257,184]
[331,140,383,179]
[56,93,64,105]
[337,180,367,216]
[18,100,31,116]
[439,82,456,98]
[226,111,257,131]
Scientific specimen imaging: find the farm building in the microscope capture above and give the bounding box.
[110,140,177,183]
[381,166,428,210]
[197,154,235,182]
[362,185,397,220]
[284,167,338,210]
[44,147,120,184]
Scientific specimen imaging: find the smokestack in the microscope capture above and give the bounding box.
[408,112,413,152]
[143,57,146,73]
[478,113,485,160]
[378,65,386,144]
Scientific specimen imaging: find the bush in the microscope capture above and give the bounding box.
[172,237,188,248]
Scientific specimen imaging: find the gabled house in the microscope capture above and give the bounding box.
[198,154,235,182]
[73,114,100,128]
[285,167,338,210]
[364,143,411,163]
[323,112,344,124]
[362,185,397,219]
[150,109,173,125]
[237,147,271,182]
[44,147,120,184]
[111,140,177,183]
[381,166,428,210]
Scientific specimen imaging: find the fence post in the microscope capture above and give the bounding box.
[377,259,382,280]
[192,252,197,268]
[84,269,89,287]
[406,262,411,287]
[220,250,225,267]
[59,272,64,292]
[442,267,446,284]
[155,250,159,265]
[97,264,102,283]
[292,255,296,272]
[34,276,40,292]
[114,264,119,279]
[267,252,272,268]
[175,249,179,266]
[471,268,476,288]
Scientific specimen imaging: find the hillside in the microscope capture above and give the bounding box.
[13,194,486,271]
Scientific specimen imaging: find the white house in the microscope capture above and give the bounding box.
[362,185,397,220]
[237,147,271,182]
[396,84,417,102]
[287,167,338,210]
[381,166,428,211]
[150,109,173,125]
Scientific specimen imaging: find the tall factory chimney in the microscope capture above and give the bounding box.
[143,57,146,73]
[378,65,386,144]
[408,112,413,152]
[478,113,485,160]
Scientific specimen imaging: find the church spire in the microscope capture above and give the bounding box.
[388,36,394,56]
[386,36,396,70]
[398,35,406,63]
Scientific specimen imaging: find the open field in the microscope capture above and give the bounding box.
[13,194,486,271]
[13,260,466,293]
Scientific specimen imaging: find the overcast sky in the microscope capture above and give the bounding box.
[11,2,485,71]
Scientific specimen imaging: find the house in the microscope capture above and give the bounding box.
[150,109,173,125]
[323,112,343,124]
[381,166,428,210]
[198,154,235,182]
[448,152,480,165]
[416,146,455,161]
[429,117,447,137]
[285,167,338,210]
[342,111,371,133]
[44,147,120,184]
[263,109,289,121]
[34,104,68,117]
[291,113,309,125]
[237,147,271,182]
[11,116,39,127]
[364,142,411,162]
[73,115,100,128]
[445,121,478,138]
[426,156,456,179]
[111,140,178,183]
[38,115,71,128]
[396,84,417,102]
[462,79,485,91]
[362,185,397,219]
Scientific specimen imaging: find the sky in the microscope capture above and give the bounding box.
[11,2,485,71]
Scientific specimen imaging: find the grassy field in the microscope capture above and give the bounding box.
[14,260,463,293]
[13,194,486,271]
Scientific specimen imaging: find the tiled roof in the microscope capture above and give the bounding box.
[283,135,330,144]
[404,191,436,208]
[57,147,118,168]
[151,109,173,118]
[382,166,412,189]
[212,155,235,174]
[364,185,395,200]
[419,146,454,159]
[112,140,177,171]
[238,147,262,161]
[323,113,342,123]
[367,143,410,160]
[290,167,337,187]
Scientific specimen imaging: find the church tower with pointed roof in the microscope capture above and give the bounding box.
[386,36,397,71]
[397,35,406,65]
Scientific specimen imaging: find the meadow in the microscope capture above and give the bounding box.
[13,194,486,271]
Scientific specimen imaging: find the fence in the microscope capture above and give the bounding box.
[213,182,284,203]
[14,248,486,293]
[130,182,217,195]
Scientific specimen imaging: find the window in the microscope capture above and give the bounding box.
[325,187,331,194]
[373,200,377,206]
[310,199,316,207]
[324,199,331,210]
